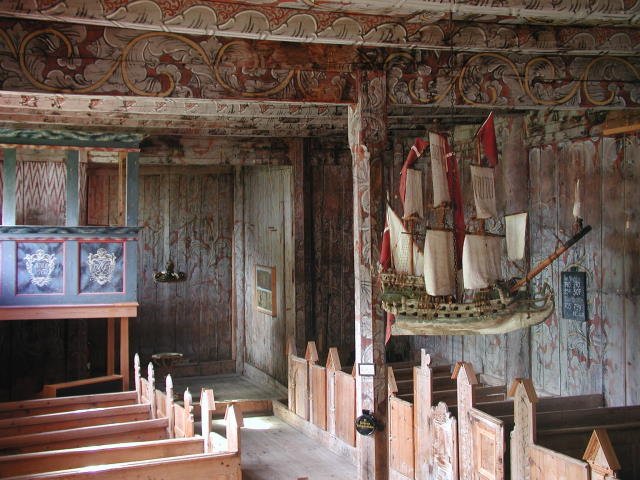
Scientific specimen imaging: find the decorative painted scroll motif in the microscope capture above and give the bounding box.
[80,242,124,293]
[17,242,64,294]
[4,1,640,50]
[1,20,640,108]
[0,20,356,103]
[388,52,640,109]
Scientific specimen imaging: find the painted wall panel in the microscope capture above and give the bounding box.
[418,126,640,406]
[309,156,355,364]
[88,166,234,367]
[243,166,294,385]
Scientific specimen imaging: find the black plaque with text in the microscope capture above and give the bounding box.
[561,270,587,321]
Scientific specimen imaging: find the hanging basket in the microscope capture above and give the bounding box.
[153,260,186,283]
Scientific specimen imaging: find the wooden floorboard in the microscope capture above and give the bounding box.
[171,374,285,402]
[237,415,356,480]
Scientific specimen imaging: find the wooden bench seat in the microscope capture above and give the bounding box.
[0,418,169,455]
[0,391,138,419]
[0,387,241,480]
[0,437,205,477]
[0,403,151,436]
[4,451,241,480]
[509,379,640,480]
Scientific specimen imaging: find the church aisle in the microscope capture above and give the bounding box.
[239,415,356,480]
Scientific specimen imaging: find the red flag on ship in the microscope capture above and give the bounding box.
[442,135,466,268]
[399,138,429,207]
[475,112,498,167]
[379,215,396,343]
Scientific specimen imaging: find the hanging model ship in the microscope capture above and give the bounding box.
[381,113,591,336]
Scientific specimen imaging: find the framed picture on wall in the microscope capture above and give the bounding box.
[256,265,277,316]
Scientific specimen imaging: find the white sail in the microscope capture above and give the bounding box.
[403,168,424,219]
[387,206,423,275]
[462,234,503,290]
[429,132,451,207]
[423,230,456,296]
[470,165,497,219]
[505,212,527,261]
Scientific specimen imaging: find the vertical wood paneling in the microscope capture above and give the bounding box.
[233,167,245,372]
[389,398,414,478]
[601,137,626,406]
[503,116,531,382]
[582,140,604,399]
[310,161,354,363]
[529,145,561,395]
[88,166,234,367]
[244,166,293,385]
[624,135,640,405]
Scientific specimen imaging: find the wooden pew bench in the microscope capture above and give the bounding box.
[0,391,138,419]
[0,391,242,480]
[510,379,640,480]
[0,418,169,455]
[454,364,609,480]
[5,451,241,480]
[0,403,151,436]
[0,437,204,477]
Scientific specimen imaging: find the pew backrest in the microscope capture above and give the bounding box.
[0,403,151,436]
[0,437,205,477]
[0,418,169,454]
[0,391,138,419]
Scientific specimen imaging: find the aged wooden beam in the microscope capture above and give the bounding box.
[1,21,640,110]
[2,2,639,53]
[349,70,387,480]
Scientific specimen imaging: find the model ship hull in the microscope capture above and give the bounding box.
[381,273,555,336]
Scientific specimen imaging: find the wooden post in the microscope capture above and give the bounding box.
[2,148,16,225]
[349,69,388,480]
[452,362,478,480]
[225,403,244,453]
[306,341,323,428]
[147,362,156,419]
[233,166,245,374]
[120,317,130,390]
[326,347,341,438]
[65,149,80,226]
[583,429,621,480]
[134,353,141,403]
[287,336,297,412]
[166,374,175,438]
[125,151,139,227]
[184,388,194,437]
[509,378,538,480]
[414,350,433,480]
[201,388,215,453]
[292,139,310,356]
[106,318,115,376]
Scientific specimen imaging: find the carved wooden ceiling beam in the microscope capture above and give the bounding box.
[1,20,640,115]
[1,1,639,55]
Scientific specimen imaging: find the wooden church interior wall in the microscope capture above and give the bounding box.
[242,165,294,386]
[408,116,640,407]
[305,137,356,365]
[87,164,236,377]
